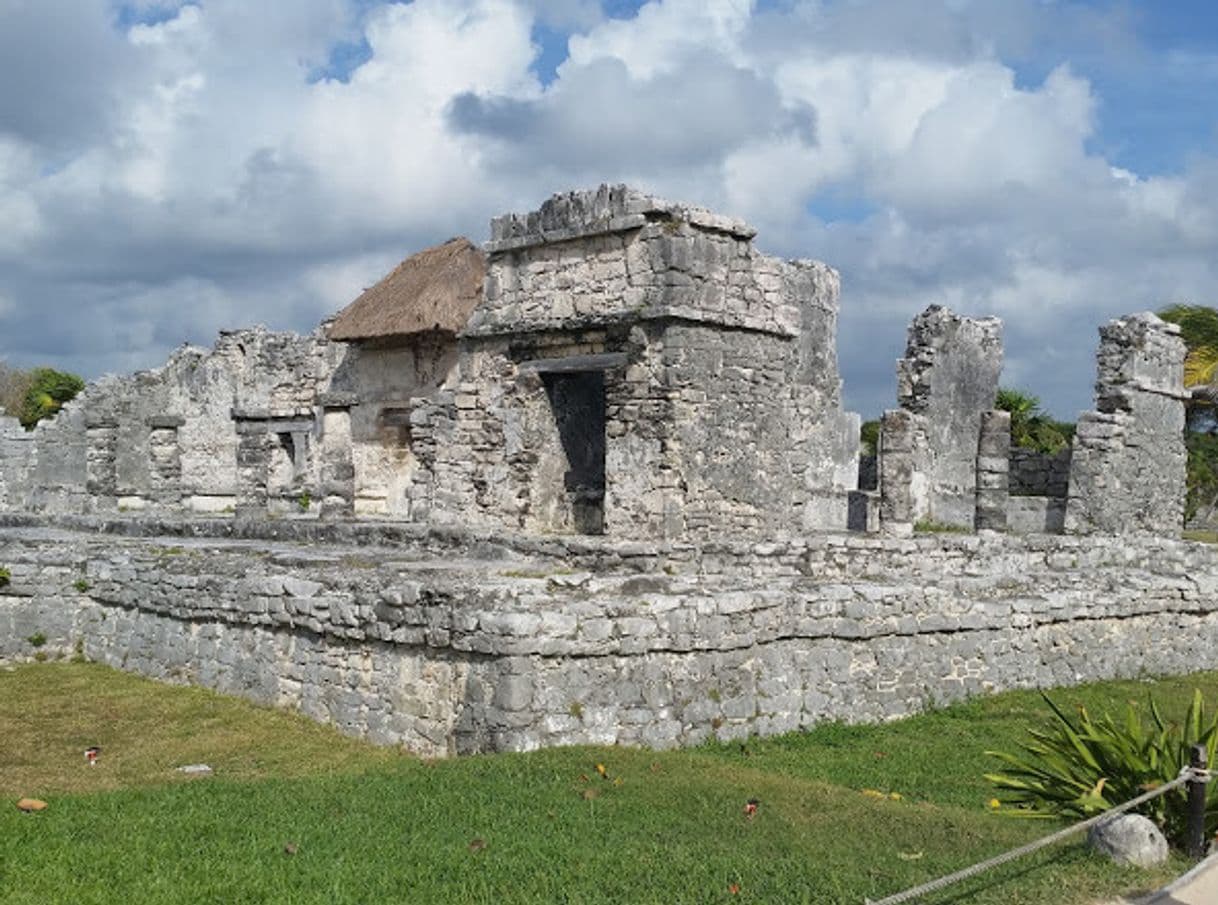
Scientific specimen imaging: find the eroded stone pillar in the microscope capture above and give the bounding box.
[975,409,1010,531]
[85,418,119,498]
[0,412,32,510]
[233,411,271,518]
[318,393,356,519]
[147,415,185,505]
[1065,313,1188,536]
[878,409,916,536]
[895,305,1002,527]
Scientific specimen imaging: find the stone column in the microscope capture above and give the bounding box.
[85,418,119,499]
[878,409,915,537]
[1065,313,1188,536]
[318,393,356,519]
[232,410,271,519]
[147,415,185,506]
[975,409,1010,531]
[895,305,1002,527]
[0,412,32,510]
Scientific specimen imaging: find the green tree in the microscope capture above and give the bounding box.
[17,367,85,430]
[994,388,1074,454]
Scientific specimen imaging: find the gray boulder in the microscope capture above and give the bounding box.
[1087,813,1169,868]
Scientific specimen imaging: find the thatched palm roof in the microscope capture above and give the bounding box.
[328,237,485,343]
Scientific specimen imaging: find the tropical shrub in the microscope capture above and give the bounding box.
[18,367,85,429]
[994,388,1074,454]
[986,690,1218,848]
[1186,432,1218,524]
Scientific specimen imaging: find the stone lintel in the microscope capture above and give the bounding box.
[232,407,314,429]
[317,392,359,409]
[461,308,797,341]
[147,415,186,429]
[379,407,413,427]
[85,417,119,430]
[517,353,629,374]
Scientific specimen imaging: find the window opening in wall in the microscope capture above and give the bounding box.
[543,370,606,535]
[277,432,296,467]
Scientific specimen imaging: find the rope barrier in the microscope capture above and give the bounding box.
[864,766,1203,905]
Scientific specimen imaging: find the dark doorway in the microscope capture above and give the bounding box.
[543,371,606,534]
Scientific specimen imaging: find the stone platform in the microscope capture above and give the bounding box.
[3,515,1218,757]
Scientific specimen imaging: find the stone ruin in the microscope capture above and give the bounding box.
[0,186,1190,540]
[0,186,1207,757]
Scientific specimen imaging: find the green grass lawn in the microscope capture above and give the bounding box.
[1,663,1213,904]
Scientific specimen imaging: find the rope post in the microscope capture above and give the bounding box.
[1187,744,1208,859]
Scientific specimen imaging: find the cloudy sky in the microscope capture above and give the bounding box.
[1,0,1216,419]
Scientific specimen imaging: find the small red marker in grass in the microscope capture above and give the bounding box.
[743,798,759,819]
[84,746,100,766]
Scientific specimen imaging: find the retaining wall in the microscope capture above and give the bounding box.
[3,517,1218,756]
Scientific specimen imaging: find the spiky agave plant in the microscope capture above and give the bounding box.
[986,689,1218,848]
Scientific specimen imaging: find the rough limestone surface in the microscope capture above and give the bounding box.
[892,305,1003,528]
[1087,814,1169,868]
[1066,313,1188,536]
[5,515,1218,755]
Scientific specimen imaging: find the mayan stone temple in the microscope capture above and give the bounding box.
[0,185,1214,756]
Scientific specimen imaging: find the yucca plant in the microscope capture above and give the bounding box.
[986,689,1218,848]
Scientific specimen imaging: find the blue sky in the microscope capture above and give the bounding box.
[1,0,1217,420]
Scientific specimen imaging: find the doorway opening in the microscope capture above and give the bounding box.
[542,370,606,534]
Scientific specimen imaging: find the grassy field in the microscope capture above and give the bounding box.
[1,663,1213,904]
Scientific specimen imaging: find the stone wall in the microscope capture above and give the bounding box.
[4,517,1218,755]
[0,328,342,518]
[1010,449,1072,497]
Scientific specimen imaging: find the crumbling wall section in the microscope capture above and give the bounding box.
[1066,313,1188,535]
[0,328,343,517]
